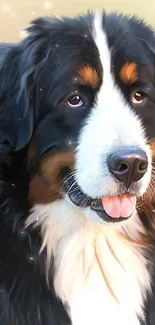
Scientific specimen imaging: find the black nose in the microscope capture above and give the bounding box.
[107,149,148,188]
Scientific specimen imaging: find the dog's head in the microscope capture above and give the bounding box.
[15,12,155,224]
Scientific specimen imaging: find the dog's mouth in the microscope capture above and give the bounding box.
[65,171,137,223]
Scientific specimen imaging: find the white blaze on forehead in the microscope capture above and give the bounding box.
[93,12,111,78]
[75,12,151,199]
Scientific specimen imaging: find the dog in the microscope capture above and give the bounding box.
[0,10,155,325]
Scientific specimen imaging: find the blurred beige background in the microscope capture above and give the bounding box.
[0,0,155,42]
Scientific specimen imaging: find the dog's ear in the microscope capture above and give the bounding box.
[15,74,34,151]
[14,77,34,152]
[0,20,52,152]
[0,17,60,152]
[0,45,34,151]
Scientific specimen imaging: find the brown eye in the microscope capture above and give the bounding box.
[67,95,84,108]
[131,91,146,104]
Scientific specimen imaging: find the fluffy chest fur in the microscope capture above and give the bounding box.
[26,200,151,325]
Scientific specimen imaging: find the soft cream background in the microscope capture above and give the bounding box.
[0,0,155,42]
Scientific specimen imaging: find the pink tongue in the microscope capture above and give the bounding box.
[101,195,136,219]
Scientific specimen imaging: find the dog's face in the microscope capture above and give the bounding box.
[28,12,155,223]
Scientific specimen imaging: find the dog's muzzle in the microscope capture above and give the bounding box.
[66,149,148,223]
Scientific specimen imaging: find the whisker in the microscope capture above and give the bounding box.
[67,180,79,194]
[57,171,77,199]
[61,171,76,189]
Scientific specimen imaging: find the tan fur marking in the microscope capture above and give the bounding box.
[150,141,155,159]
[118,230,148,247]
[28,175,63,205]
[120,62,138,85]
[78,66,99,88]
[137,199,155,235]
[143,141,155,202]
[28,151,75,205]
[40,151,75,185]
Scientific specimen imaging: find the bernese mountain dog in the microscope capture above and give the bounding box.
[0,9,155,325]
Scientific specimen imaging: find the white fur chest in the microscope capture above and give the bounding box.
[26,200,151,325]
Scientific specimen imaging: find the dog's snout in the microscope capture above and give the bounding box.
[107,149,148,188]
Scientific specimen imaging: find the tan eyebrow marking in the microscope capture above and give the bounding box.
[78,66,99,88]
[120,62,138,85]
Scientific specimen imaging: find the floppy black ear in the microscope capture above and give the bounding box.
[0,16,61,152]
[0,21,51,152]
[14,76,34,151]
[0,44,34,152]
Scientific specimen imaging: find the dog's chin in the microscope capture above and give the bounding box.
[65,172,134,223]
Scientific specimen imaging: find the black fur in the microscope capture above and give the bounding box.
[0,11,154,325]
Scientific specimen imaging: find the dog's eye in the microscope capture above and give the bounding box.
[131,91,146,104]
[67,95,84,108]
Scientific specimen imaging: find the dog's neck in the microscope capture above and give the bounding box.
[26,199,151,325]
